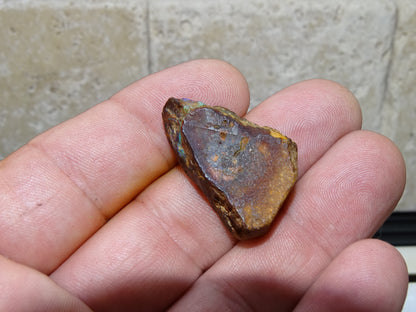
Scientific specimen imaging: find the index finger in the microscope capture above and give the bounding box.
[0,60,250,273]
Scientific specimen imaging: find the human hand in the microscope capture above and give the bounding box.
[0,60,408,311]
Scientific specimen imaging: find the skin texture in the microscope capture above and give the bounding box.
[0,59,408,311]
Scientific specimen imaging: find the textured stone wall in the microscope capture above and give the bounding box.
[0,0,414,210]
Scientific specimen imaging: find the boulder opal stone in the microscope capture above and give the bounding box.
[162,98,297,240]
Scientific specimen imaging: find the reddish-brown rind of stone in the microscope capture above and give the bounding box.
[162,98,298,240]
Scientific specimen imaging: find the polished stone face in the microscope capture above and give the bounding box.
[163,98,297,240]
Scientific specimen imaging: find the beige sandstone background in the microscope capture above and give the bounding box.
[0,0,414,211]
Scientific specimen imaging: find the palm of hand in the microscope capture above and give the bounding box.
[0,60,407,311]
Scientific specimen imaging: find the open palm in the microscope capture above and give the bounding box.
[0,60,408,311]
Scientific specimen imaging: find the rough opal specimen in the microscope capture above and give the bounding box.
[162,98,298,240]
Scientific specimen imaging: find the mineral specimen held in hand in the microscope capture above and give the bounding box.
[162,98,297,240]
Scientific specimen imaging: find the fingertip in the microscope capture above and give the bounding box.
[339,239,408,312]
[342,130,406,213]
[282,79,363,137]
[248,78,363,176]
[112,59,250,117]
[367,131,407,196]
[189,59,250,115]
[367,239,409,288]
[294,239,408,312]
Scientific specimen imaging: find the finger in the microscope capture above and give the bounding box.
[249,78,362,176]
[170,131,406,311]
[294,239,408,312]
[0,255,91,311]
[0,59,250,273]
[51,80,363,310]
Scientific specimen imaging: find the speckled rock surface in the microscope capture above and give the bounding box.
[163,98,297,239]
[149,0,396,131]
[382,0,416,211]
[0,0,148,158]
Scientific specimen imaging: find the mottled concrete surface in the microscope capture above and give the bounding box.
[382,0,416,211]
[150,0,395,131]
[0,0,414,210]
[0,1,148,156]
